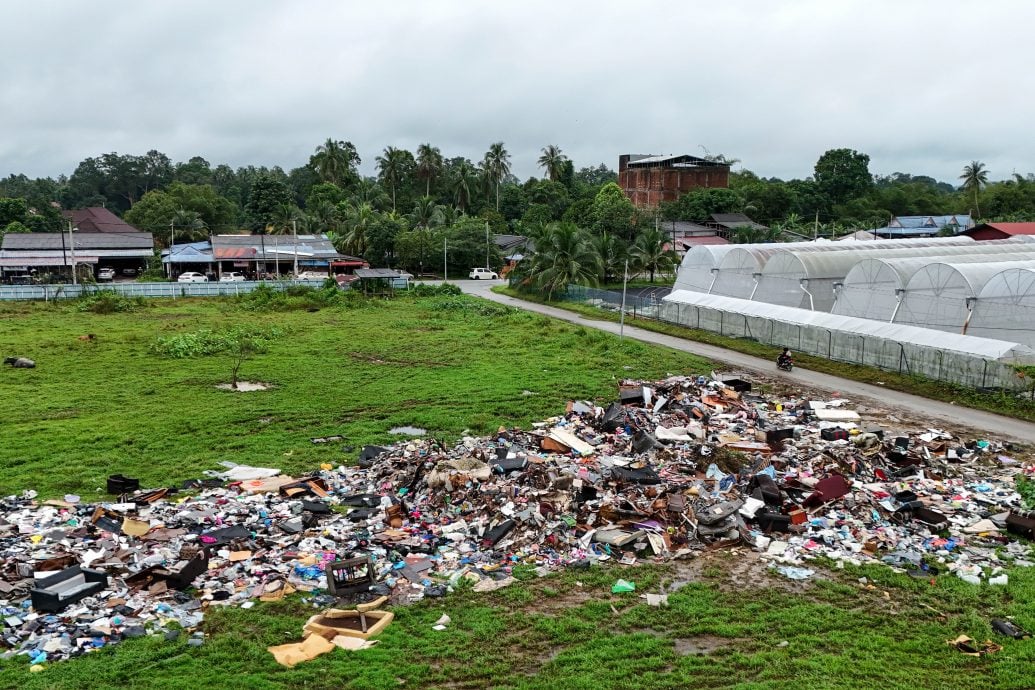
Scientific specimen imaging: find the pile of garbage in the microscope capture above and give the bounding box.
[2,373,1034,665]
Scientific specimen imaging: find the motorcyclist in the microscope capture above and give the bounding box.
[777,348,793,369]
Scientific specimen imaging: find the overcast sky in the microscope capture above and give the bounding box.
[1,1,1031,185]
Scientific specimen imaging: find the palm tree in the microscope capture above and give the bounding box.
[308,200,341,235]
[170,208,206,244]
[349,179,391,211]
[525,223,601,300]
[482,142,511,212]
[960,161,989,218]
[415,144,444,197]
[630,227,678,282]
[537,145,568,182]
[311,138,358,186]
[409,196,444,231]
[372,145,403,211]
[269,203,302,234]
[339,202,377,256]
[592,232,629,284]
[451,160,479,213]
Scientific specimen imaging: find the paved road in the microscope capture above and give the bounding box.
[453,279,1035,444]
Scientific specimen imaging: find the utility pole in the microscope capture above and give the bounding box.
[619,258,629,341]
[292,219,299,278]
[169,220,175,278]
[485,220,490,270]
[443,238,448,282]
[813,211,819,241]
[68,221,78,285]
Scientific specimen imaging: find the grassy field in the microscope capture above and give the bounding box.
[0,290,1032,689]
[494,286,1035,423]
[0,290,709,498]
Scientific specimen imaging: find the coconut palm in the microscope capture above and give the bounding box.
[451,160,480,213]
[537,145,568,182]
[593,232,629,284]
[339,202,377,256]
[409,196,445,231]
[629,227,678,282]
[482,142,511,212]
[269,203,302,234]
[415,144,444,197]
[310,138,359,186]
[525,222,601,299]
[308,200,341,235]
[170,208,207,244]
[349,179,391,211]
[960,160,989,218]
[376,146,409,212]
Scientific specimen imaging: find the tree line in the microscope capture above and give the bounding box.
[0,142,1028,284]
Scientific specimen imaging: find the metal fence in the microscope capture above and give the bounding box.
[0,280,325,301]
[565,285,1032,393]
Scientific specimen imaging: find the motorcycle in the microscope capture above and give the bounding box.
[777,357,793,372]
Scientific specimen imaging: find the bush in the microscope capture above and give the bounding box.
[74,290,147,314]
[411,283,462,297]
[235,283,346,311]
[426,294,511,318]
[154,325,282,358]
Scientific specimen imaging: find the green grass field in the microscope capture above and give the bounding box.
[0,291,1032,689]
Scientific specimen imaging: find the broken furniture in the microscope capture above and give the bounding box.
[324,556,375,596]
[30,566,108,613]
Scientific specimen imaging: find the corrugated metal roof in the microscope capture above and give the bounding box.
[0,256,100,266]
[354,268,402,279]
[61,207,142,233]
[2,232,154,250]
[972,223,1035,236]
[625,154,726,168]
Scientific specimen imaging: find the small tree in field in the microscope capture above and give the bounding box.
[154,325,281,389]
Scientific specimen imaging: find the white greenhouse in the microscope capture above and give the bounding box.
[707,237,972,302]
[969,268,1035,347]
[659,289,1035,390]
[754,240,979,312]
[672,245,738,293]
[832,238,1035,321]
[894,260,1035,334]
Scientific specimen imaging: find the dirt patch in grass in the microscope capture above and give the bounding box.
[215,381,271,391]
[673,635,739,655]
[666,549,824,595]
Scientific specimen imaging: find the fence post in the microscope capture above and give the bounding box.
[982,361,988,388]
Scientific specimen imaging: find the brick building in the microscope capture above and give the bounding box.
[618,154,730,209]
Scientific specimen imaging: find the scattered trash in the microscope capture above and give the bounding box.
[612,579,636,594]
[0,374,1031,666]
[991,619,1031,639]
[946,635,1002,656]
[645,593,669,607]
[432,614,451,631]
[773,566,815,581]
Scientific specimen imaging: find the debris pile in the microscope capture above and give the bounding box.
[1,373,1033,665]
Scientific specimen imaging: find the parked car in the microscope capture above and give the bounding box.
[219,272,247,282]
[177,272,209,283]
[97,267,116,281]
[294,271,329,281]
[469,268,499,280]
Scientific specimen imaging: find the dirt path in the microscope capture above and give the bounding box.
[456,280,1035,444]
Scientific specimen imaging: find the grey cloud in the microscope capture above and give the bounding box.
[2,0,1033,185]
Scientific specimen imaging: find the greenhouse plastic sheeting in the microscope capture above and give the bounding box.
[660,289,1035,390]
[832,239,1035,321]
[754,240,980,312]
[672,245,738,293]
[896,259,1035,333]
[969,268,1035,347]
[707,237,972,302]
